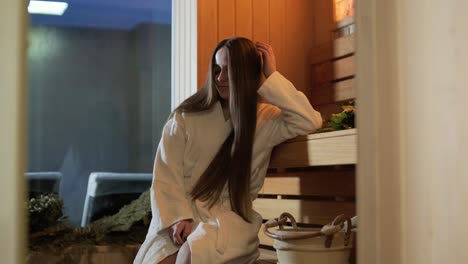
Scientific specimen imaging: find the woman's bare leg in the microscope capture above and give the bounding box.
[175,242,191,264]
[159,252,177,264]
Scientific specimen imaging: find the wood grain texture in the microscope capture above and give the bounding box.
[311,78,355,105]
[269,129,357,168]
[310,34,355,64]
[252,0,270,42]
[235,0,253,38]
[198,0,317,94]
[312,0,335,46]
[260,169,356,196]
[197,0,218,88]
[285,128,356,142]
[218,0,235,40]
[253,198,356,225]
[357,1,468,263]
[313,56,354,85]
[336,16,354,29]
[268,0,286,74]
[284,0,314,94]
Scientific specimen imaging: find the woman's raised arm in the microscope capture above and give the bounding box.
[257,71,323,147]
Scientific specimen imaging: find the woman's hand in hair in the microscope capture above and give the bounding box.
[170,219,193,246]
[256,42,277,78]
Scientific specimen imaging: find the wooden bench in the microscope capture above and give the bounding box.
[255,21,356,262]
[254,129,357,250]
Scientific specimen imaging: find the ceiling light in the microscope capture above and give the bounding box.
[28,1,68,16]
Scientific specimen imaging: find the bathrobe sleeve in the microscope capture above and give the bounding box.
[257,71,323,147]
[150,111,193,232]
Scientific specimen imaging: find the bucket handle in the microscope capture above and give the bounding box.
[263,212,353,248]
[263,212,322,241]
[322,214,353,247]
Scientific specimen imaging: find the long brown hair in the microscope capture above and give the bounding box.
[174,37,262,221]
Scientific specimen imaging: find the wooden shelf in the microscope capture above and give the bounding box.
[269,129,357,168]
[257,129,358,249]
[336,16,354,29]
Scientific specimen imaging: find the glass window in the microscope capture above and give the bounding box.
[26,0,172,226]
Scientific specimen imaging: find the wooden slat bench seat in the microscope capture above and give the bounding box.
[269,129,357,168]
[257,19,357,263]
[254,129,357,259]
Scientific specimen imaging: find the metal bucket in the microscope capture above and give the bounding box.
[263,213,355,264]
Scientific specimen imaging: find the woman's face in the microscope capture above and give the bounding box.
[214,47,230,100]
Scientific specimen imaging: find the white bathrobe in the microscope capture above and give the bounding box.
[134,72,322,264]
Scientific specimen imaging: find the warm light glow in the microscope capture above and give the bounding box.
[334,0,354,22]
[28,1,68,16]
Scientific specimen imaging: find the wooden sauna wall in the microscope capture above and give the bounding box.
[309,28,355,119]
[197,0,336,108]
[197,0,357,249]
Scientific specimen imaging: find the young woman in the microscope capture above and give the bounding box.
[134,37,322,264]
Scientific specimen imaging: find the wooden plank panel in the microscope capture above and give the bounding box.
[313,56,354,85]
[269,129,357,168]
[302,0,315,98]
[197,0,218,88]
[310,78,355,105]
[252,0,269,42]
[268,0,285,73]
[260,170,355,196]
[334,31,355,55]
[235,0,253,38]
[336,16,354,29]
[198,0,318,94]
[285,128,357,143]
[312,0,335,46]
[218,0,235,40]
[310,34,355,64]
[283,0,312,93]
[253,198,356,225]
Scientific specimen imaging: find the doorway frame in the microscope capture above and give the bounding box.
[0,0,28,263]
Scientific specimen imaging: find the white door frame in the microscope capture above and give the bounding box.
[171,0,198,109]
[0,0,27,262]
[356,0,468,263]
